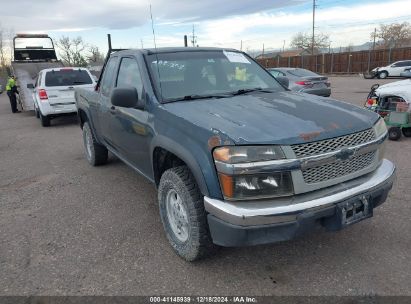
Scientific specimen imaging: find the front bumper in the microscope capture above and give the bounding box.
[205,159,395,247]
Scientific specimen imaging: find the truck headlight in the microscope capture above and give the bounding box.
[213,146,294,200]
[373,118,387,161]
[373,118,387,138]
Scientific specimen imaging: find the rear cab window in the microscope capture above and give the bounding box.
[45,69,93,87]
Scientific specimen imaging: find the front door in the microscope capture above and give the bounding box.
[109,56,153,178]
[97,56,119,146]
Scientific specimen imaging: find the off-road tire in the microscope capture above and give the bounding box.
[388,126,401,140]
[40,112,50,127]
[402,127,411,137]
[378,71,388,79]
[158,166,217,261]
[82,122,108,166]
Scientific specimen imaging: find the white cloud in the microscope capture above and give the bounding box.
[189,0,411,50]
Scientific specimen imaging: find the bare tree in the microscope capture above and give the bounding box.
[0,24,13,67]
[0,29,6,67]
[290,32,330,54]
[373,22,411,48]
[55,36,88,67]
[87,46,105,65]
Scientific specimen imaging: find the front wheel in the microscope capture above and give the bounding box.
[158,166,217,261]
[388,126,401,140]
[378,71,388,79]
[82,122,108,166]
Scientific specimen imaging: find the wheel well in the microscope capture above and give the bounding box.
[78,109,88,128]
[153,147,187,186]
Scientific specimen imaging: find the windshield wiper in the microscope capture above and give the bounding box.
[165,94,230,103]
[230,87,274,96]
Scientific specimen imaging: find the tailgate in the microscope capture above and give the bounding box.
[47,84,94,105]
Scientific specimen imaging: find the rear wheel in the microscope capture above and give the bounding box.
[402,127,411,137]
[39,112,50,127]
[378,71,388,79]
[82,122,108,166]
[388,126,401,140]
[158,166,217,261]
[34,105,40,118]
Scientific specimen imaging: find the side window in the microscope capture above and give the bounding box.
[393,61,406,67]
[116,57,143,97]
[100,57,119,97]
[269,70,284,77]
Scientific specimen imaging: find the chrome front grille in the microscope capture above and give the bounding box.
[302,151,376,184]
[291,129,376,158]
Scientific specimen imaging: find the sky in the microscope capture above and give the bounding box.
[0,0,410,55]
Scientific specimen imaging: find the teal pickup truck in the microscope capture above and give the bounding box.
[75,47,395,261]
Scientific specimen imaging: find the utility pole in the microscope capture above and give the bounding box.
[140,39,144,48]
[282,40,285,53]
[372,28,376,50]
[190,24,197,47]
[312,0,316,55]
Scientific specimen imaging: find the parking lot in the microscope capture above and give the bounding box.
[0,76,410,296]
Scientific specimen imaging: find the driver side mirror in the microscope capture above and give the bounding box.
[111,87,144,110]
[27,83,35,89]
[276,76,289,88]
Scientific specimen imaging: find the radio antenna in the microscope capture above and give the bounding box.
[150,4,163,101]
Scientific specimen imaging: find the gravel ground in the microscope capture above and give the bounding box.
[0,76,410,296]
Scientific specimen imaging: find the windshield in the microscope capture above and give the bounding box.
[286,69,318,77]
[14,37,54,49]
[45,69,93,87]
[146,50,284,102]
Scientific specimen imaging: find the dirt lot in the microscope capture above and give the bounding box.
[0,76,410,296]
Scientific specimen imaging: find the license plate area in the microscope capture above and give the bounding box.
[338,196,372,227]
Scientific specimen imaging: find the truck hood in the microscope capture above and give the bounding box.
[163,91,379,145]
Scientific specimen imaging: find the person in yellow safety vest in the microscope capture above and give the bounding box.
[6,75,20,113]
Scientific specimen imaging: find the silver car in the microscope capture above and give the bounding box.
[268,68,331,97]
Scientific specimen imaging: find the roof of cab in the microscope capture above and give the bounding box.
[112,47,240,56]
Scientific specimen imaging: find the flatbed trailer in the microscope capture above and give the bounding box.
[11,34,64,111]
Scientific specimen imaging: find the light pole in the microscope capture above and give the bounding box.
[348,54,352,73]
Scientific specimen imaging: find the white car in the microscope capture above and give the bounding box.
[32,67,95,126]
[375,79,411,103]
[372,60,411,79]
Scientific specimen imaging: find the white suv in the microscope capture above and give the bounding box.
[372,60,411,79]
[32,67,95,126]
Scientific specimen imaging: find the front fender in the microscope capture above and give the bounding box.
[151,135,223,199]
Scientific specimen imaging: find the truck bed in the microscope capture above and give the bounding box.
[11,61,64,111]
